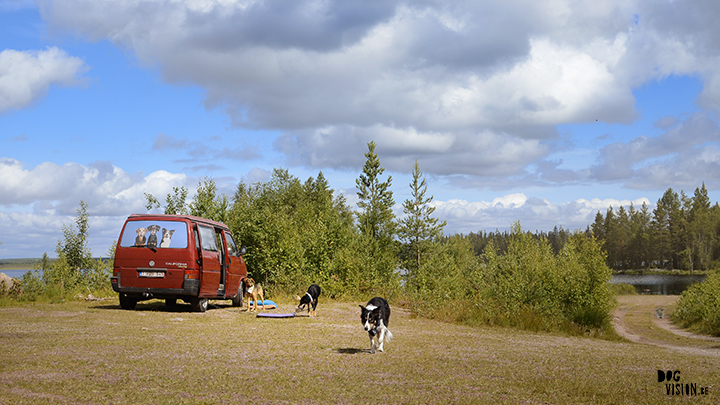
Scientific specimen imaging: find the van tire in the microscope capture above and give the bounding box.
[231,284,244,307]
[119,294,137,310]
[191,297,208,312]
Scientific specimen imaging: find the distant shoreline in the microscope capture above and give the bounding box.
[0,257,109,271]
[0,258,52,271]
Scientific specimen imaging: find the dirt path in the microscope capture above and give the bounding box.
[612,294,720,356]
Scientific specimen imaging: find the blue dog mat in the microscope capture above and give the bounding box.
[247,300,277,308]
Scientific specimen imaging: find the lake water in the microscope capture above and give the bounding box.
[611,274,706,295]
[1,269,36,279]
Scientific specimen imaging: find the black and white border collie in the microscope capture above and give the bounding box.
[295,284,321,317]
[359,297,393,354]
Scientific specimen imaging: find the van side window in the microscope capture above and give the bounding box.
[225,232,239,257]
[198,226,218,252]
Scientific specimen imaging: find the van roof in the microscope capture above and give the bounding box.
[126,214,230,230]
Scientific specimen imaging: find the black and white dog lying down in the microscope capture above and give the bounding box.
[295,284,321,317]
[359,297,393,354]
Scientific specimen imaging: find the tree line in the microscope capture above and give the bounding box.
[590,183,719,272]
[133,141,613,333]
[2,141,614,335]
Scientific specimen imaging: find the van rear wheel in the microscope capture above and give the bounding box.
[119,294,137,310]
[191,297,208,312]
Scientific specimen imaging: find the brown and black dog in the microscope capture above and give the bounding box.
[243,278,265,312]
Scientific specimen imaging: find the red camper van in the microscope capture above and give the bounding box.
[111,214,247,312]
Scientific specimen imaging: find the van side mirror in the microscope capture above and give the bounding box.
[239,244,247,256]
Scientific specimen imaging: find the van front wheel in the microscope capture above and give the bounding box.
[191,297,208,313]
[119,294,137,310]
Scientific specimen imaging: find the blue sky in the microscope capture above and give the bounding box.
[2,0,720,259]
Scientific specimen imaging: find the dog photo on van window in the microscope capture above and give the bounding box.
[120,221,188,249]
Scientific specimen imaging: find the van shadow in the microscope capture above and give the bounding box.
[91,301,243,313]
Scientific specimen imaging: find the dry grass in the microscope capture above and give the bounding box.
[1,297,719,404]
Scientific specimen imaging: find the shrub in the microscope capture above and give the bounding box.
[672,271,720,336]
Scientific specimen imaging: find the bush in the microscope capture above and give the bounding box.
[609,283,637,295]
[410,224,614,334]
[672,270,720,336]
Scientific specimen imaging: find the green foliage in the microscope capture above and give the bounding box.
[352,141,399,295]
[57,200,93,272]
[405,236,480,303]
[144,186,189,215]
[398,160,446,276]
[592,182,720,271]
[10,202,114,303]
[413,224,613,333]
[672,270,720,335]
[165,186,189,215]
[609,283,637,295]
[191,177,229,222]
[230,169,357,296]
[355,141,396,244]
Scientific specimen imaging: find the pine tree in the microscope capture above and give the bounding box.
[398,160,446,273]
[355,141,396,243]
[689,183,714,271]
[354,141,399,292]
[652,189,679,269]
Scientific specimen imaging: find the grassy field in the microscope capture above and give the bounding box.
[1,296,719,404]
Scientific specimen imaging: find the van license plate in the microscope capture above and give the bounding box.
[139,271,165,278]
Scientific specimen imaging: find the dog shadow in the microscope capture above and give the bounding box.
[335,347,369,354]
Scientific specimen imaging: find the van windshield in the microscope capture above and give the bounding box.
[120,220,188,249]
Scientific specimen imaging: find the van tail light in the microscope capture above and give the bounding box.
[184,269,200,280]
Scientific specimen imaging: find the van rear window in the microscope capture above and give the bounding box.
[120,220,188,249]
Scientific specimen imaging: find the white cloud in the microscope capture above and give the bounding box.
[0,47,87,114]
[15,0,720,217]
[590,112,720,189]
[0,159,278,258]
[34,0,696,187]
[433,195,652,234]
[0,158,192,215]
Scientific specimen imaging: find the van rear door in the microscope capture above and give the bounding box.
[115,218,191,291]
[223,230,245,298]
[197,224,222,296]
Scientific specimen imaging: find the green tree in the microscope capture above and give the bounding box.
[652,188,682,269]
[190,177,228,222]
[603,206,619,269]
[57,200,93,272]
[687,183,714,271]
[165,186,189,215]
[43,201,94,294]
[354,141,399,293]
[355,141,396,243]
[144,186,189,215]
[144,192,161,212]
[398,160,446,277]
[628,202,652,269]
[229,169,355,294]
